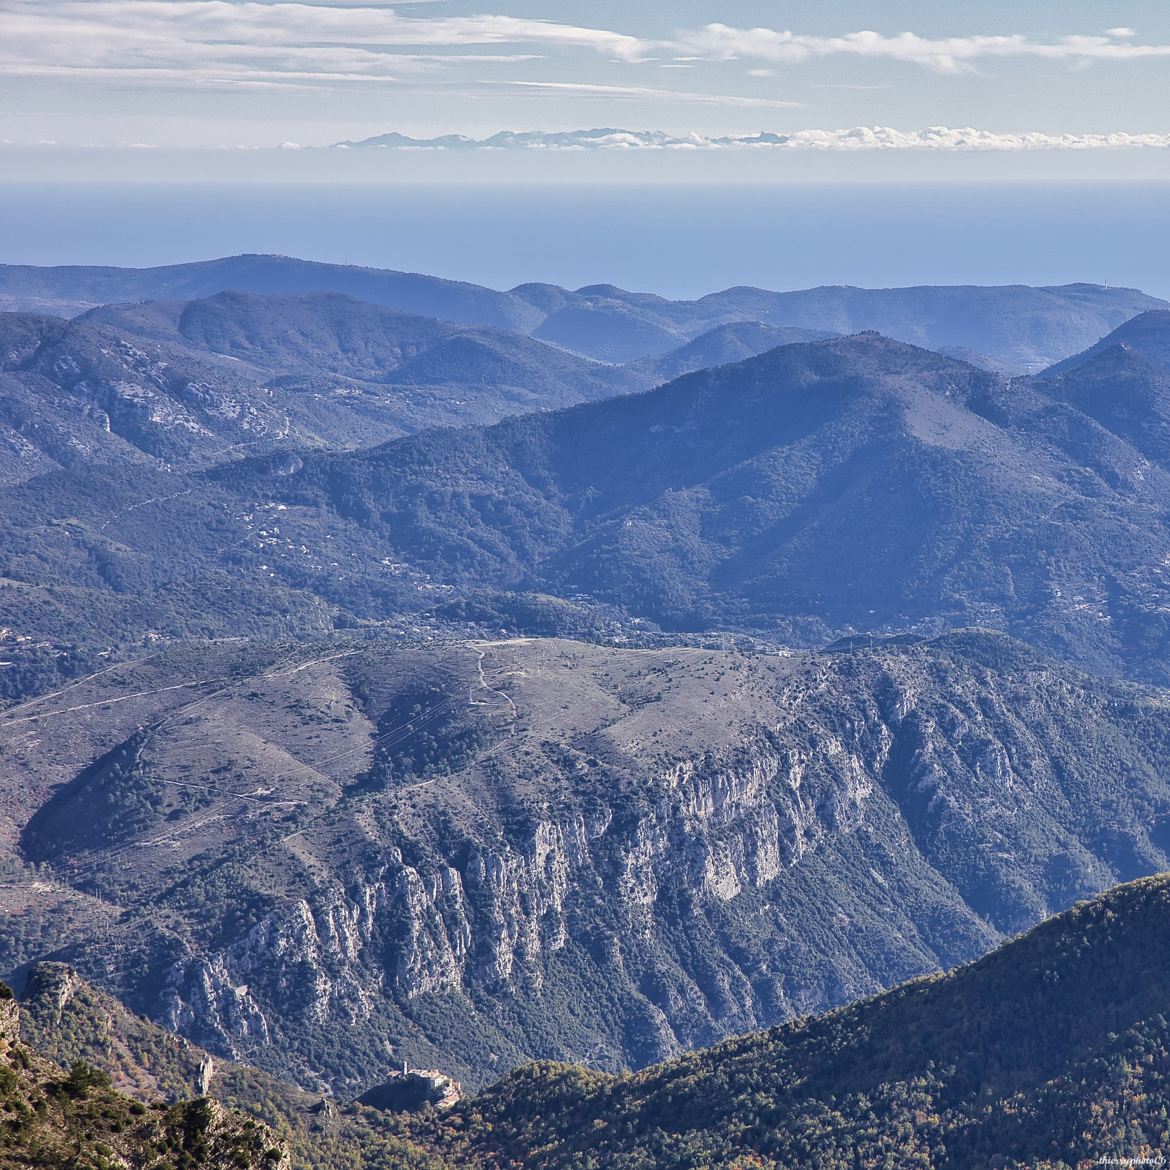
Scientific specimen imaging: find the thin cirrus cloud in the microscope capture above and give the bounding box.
[4,2,1170,90]
[485,82,803,108]
[0,1,649,85]
[672,26,1170,74]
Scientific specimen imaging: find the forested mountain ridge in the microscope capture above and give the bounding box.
[212,332,1170,682]
[6,254,1170,1168]
[5,330,1170,681]
[1031,345,1170,466]
[418,872,1170,1170]
[0,292,633,482]
[78,290,631,406]
[15,961,452,1170]
[0,979,288,1170]
[1041,308,1170,376]
[1,253,1163,368]
[0,254,546,332]
[623,320,838,386]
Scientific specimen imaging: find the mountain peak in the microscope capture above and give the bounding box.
[1042,308,1170,376]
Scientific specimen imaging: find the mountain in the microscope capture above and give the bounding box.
[79,291,622,400]
[2,254,1163,368]
[692,282,1169,372]
[0,980,286,1170]
[531,296,690,363]
[332,125,1170,153]
[7,332,1170,678]
[624,321,837,386]
[0,254,545,332]
[85,289,634,422]
[1033,345,1170,466]
[0,292,634,480]
[5,627,1170,1094]
[0,310,310,477]
[421,873,1170,1170]
[935,343,1019,373]
[206,333,1170,683]
[18,962,319,1115]
[16,962,451,1170]
[1042,308,1170,376]
[528,281,1168,369]
[333,128,798,151]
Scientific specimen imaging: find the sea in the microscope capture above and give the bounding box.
[2,181,1169,300]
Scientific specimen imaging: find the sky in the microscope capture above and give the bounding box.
[4,0,1170,181]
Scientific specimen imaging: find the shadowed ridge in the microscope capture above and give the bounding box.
[1032,341,1170,465]
[0,977,289,1169]
[420,873,1170,1170]
[1042,308,1170,377]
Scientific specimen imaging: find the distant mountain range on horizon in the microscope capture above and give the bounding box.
[329,126,1170,152]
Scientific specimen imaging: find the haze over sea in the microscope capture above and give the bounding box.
[3,181,1169,300]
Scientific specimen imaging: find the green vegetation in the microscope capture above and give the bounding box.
[419,874,1170,1170]
[6,273,1170,1167]
[23,876,1170,1170]
[15,963,451,1170]
[0,983,286,1170]
[217,332,1170,684]
[6,321,1170,687]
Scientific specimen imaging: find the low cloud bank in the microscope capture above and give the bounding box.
[334,126,1170,151]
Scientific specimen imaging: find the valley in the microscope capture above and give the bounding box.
[3,627,1170,1097]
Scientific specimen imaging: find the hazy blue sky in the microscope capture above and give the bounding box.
[5,0,1170,180]
[4,4,1170,285]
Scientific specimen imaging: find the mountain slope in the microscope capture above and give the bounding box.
[423,872,1170,1170]
[6,332,1170,678]
[19,962,319,1115]
[0,254,544,332]
[0,982,287,1170]
[215,333,1170,681]
[1042,308,1170,376]
[694,281,1169,371]
[16,962,452,1170]
[5,629,1170,1092]
[0,310,304,474]
[1032,345,1170,467]
[81,290,629,404]
[0,293,635,480]
[624,321,837,386]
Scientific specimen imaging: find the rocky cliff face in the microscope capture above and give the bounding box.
[96,632,1170,1092]
[158,712,889,1074]
[0,987,19,1051]
[416,874,1170,1170]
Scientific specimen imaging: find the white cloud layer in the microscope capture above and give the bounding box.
[0,1,647,91]
[334,126,1170,151]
